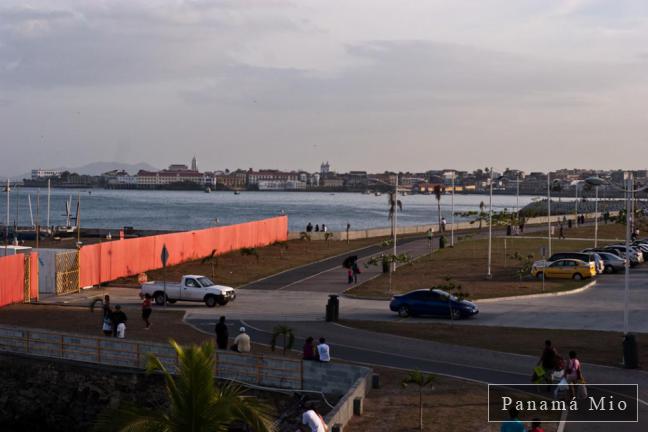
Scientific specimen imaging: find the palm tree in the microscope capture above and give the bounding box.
[433,185,442,228]
[401,370,435,432]
[270,324,295,355]
[94,340,275,432]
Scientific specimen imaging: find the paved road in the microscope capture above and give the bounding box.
[188,318,648,431]
[242,235,435,292]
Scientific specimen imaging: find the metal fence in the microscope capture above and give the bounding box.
[55,250,79,295]
[0,325,303,390]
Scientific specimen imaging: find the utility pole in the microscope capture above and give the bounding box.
[451,171,455,247]
[487,167,493,279]
[393,173,398,272]
[547,172,552,257]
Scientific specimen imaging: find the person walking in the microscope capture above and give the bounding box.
[352,261,361,284]
[559,223,565,240]
[214,316,229,350]
[303,336,316,361]
[519,217,525,234]
[317,337,331,363]
[141,293,152,329]
[537,340,559,384]
[347,267,354,284]
[111,305,128,338]
[99,294,113,336]
[565,350,582,399]
[232,327,251,353]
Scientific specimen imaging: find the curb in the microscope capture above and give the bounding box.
[476,280,597,303]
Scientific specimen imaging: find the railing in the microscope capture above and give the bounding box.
[0,325,303,390]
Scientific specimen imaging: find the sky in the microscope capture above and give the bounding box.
[2,0,648,176]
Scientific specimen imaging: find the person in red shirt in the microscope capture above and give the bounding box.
[141,293,153,329]
[529,419,544,432]
[303,336,316,360]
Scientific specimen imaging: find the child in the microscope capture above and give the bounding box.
[347,268,353,284]
[141,293,152,329]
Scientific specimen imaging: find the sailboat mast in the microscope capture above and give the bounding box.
[46,179,51,229]
[4,178,9,255]
[36,190,40,249]
[28,194,34,227]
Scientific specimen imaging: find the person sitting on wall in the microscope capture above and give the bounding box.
[231,327,251,353]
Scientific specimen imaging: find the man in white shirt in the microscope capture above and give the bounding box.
[317,337,330,362]
[232,327,251,353]
[299,409,327,432]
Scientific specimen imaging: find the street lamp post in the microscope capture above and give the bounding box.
[547,173,552,257]
[393,174,398,272]
[487,167,493,280]
[451,171,455,247]
[594,185,599,247]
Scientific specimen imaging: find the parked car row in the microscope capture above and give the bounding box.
[530,239,648,281]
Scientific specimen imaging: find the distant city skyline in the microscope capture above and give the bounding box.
[3,1,648,177]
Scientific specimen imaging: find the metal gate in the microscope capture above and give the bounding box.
[55,250,79,295]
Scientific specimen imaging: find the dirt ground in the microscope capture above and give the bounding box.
[110,237,388,288]
[348,224,627,300]
[346,366,558,432]
[341,320,647,369]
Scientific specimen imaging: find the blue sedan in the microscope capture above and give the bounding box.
[389,289,479,319]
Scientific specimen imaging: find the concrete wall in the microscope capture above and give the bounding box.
[303,361,371,396]
[324,372,372,430]
[288,210,620,241]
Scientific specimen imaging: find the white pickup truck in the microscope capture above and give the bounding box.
[140,275,236,307]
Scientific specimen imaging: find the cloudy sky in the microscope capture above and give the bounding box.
[2,0,648,176]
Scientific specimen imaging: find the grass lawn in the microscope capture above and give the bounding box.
[340,320,647,369]
[110,237,390,288]
[345,366,559,432]
[347,224,628,300]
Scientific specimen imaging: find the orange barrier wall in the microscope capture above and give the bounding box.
[79,216,288,287]
[0,254,25,307]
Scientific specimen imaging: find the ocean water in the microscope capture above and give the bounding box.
[0,188,543,232]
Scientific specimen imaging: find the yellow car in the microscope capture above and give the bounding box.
[531,258,597,280]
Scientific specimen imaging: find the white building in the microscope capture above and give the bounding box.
[31,169,62,179]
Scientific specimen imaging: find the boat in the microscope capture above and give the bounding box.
[204,187,211,193]
[374,192,382,197]
[234,191,240,195]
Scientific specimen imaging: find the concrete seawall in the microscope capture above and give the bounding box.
[288,210,620,241]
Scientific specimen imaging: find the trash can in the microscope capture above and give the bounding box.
[382,260,390,273]
[327,294,340,322]
[623,334,639,369]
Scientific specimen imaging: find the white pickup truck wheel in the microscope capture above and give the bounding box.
[154,292,166,305]
[204,295,217,308]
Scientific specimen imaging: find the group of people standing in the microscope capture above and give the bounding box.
[214,316,251,353]
[305,222,328,233]
[302,336,331,362]
[99,295,129,338]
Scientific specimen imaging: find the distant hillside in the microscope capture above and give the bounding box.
[14,162,159,179]
[68,161,159,175]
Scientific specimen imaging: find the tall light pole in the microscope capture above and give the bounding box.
[393,173,398,272]
[547,173,552,257]
[487,167,493,279]
[515,172,520,217]
[451,171,455,247]
[594,185,599,247]
[624,172,632,336]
